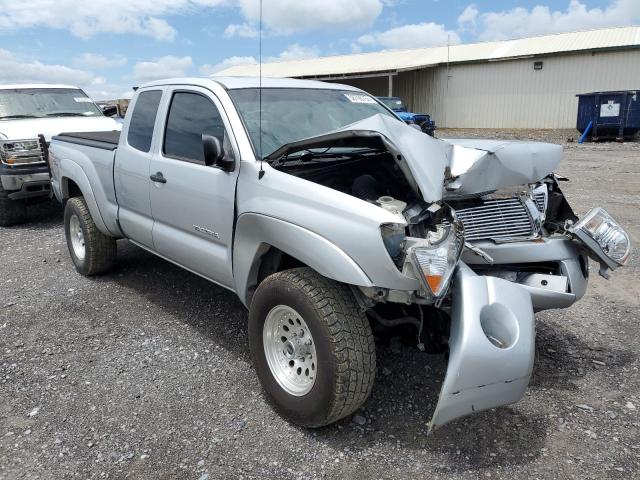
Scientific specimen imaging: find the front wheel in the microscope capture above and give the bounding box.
[249,268,376,427]
[64,197,116,276]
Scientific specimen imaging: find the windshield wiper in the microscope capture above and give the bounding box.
[45,112,88,117]
[0,114,43,120]
[271,147,383,167]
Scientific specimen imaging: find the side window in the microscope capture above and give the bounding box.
[163,92,227,164]
[127,90,162,152]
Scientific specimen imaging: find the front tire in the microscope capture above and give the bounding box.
[249,268,376,427]
[64,197,116,276]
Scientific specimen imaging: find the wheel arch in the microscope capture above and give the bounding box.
[59,161,111,237]
[233,213,373,308]
[61,177,83,200]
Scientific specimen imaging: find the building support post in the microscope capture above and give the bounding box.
[388,74,393,97]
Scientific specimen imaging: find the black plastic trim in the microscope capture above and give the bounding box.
[52,133,119,151]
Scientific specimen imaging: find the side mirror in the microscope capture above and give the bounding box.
[101,105,118,117]
[202,134,235,171]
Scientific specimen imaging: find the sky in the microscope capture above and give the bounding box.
[0,0,638,100]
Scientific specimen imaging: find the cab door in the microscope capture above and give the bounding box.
[148,87,240,289]
[114,88,164,248]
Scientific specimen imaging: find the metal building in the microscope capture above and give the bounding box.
[218,26,640,129]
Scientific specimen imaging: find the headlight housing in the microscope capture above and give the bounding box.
[0,139,45,165]
[410,220,464,300]
[570,207,631,268]
[380,223,406,262]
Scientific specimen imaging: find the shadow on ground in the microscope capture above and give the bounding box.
[532,313,636,392]
[17,199,63,228]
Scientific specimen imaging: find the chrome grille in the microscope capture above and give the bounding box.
[454,197,536,241]
[533,185,548,213]
[0,139,45,165]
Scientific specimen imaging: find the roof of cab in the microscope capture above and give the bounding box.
[0,83,80,90]
[140,76,363,91]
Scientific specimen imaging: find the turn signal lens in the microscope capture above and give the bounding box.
[426,274,443,293]
[410,220,464,299]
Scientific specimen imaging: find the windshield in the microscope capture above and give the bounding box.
[378,97,405,110]
[229,88,398,158]
[0,88,102,120]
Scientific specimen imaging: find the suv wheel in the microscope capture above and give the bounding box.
[249,267,376,427]
[0,184,27,227]
[64,197,116,275]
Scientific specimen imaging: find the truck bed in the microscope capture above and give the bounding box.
[49,130,122,237]
[52,130,120,151]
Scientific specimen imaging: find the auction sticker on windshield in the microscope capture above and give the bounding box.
[74,97,93,103]
[344,93,377,104]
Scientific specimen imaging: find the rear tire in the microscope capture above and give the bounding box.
[249,267,376,427]
[0,184,27,227]
[64,197,116,276]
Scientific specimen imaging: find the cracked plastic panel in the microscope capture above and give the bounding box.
[428,263,535,432]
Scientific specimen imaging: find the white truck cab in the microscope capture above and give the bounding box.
[0,84,121,226]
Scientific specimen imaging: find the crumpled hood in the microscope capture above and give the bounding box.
[333,114,563,202]
[443,138,563,197]
[0,116,122,142]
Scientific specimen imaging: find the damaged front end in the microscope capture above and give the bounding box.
[378,202,539,432]
[266,114,631,432]
[377,202,539,432]
[426,179,630,431]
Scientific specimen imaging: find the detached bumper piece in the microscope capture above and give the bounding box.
[429,263,535,432]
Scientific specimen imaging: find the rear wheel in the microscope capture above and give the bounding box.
[0,184,27,227]
[249,267,376,427]
[64,197,116,275]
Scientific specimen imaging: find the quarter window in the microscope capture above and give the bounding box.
[127,90,162,153]
[164,92,227,164]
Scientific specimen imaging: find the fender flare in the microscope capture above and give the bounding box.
[233,213,374,307]
[59,159,112,237]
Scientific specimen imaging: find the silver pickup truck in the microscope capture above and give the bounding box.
[48,77,631,431]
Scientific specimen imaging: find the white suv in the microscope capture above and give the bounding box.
[0,84,121,226]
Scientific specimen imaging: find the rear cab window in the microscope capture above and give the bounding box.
[127,90,162,152]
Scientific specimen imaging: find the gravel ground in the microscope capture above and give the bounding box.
[1,134,639,479]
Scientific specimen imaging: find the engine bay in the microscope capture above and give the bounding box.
[273,150,453,240]
[276,151,417,204]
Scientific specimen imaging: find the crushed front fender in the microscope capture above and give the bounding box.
[428,263,535,432]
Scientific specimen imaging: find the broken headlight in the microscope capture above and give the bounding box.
[410,219,464,299]
[570,207,631,269]
[380,223,406,262]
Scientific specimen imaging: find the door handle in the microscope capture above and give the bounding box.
[150,172,167,184]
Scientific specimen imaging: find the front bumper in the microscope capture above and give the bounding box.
[426,211,629,430]
[463,237,589,311]
[0,164,50,200]
[429,262,535,431]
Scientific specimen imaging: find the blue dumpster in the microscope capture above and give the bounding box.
[576,90,640,141]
